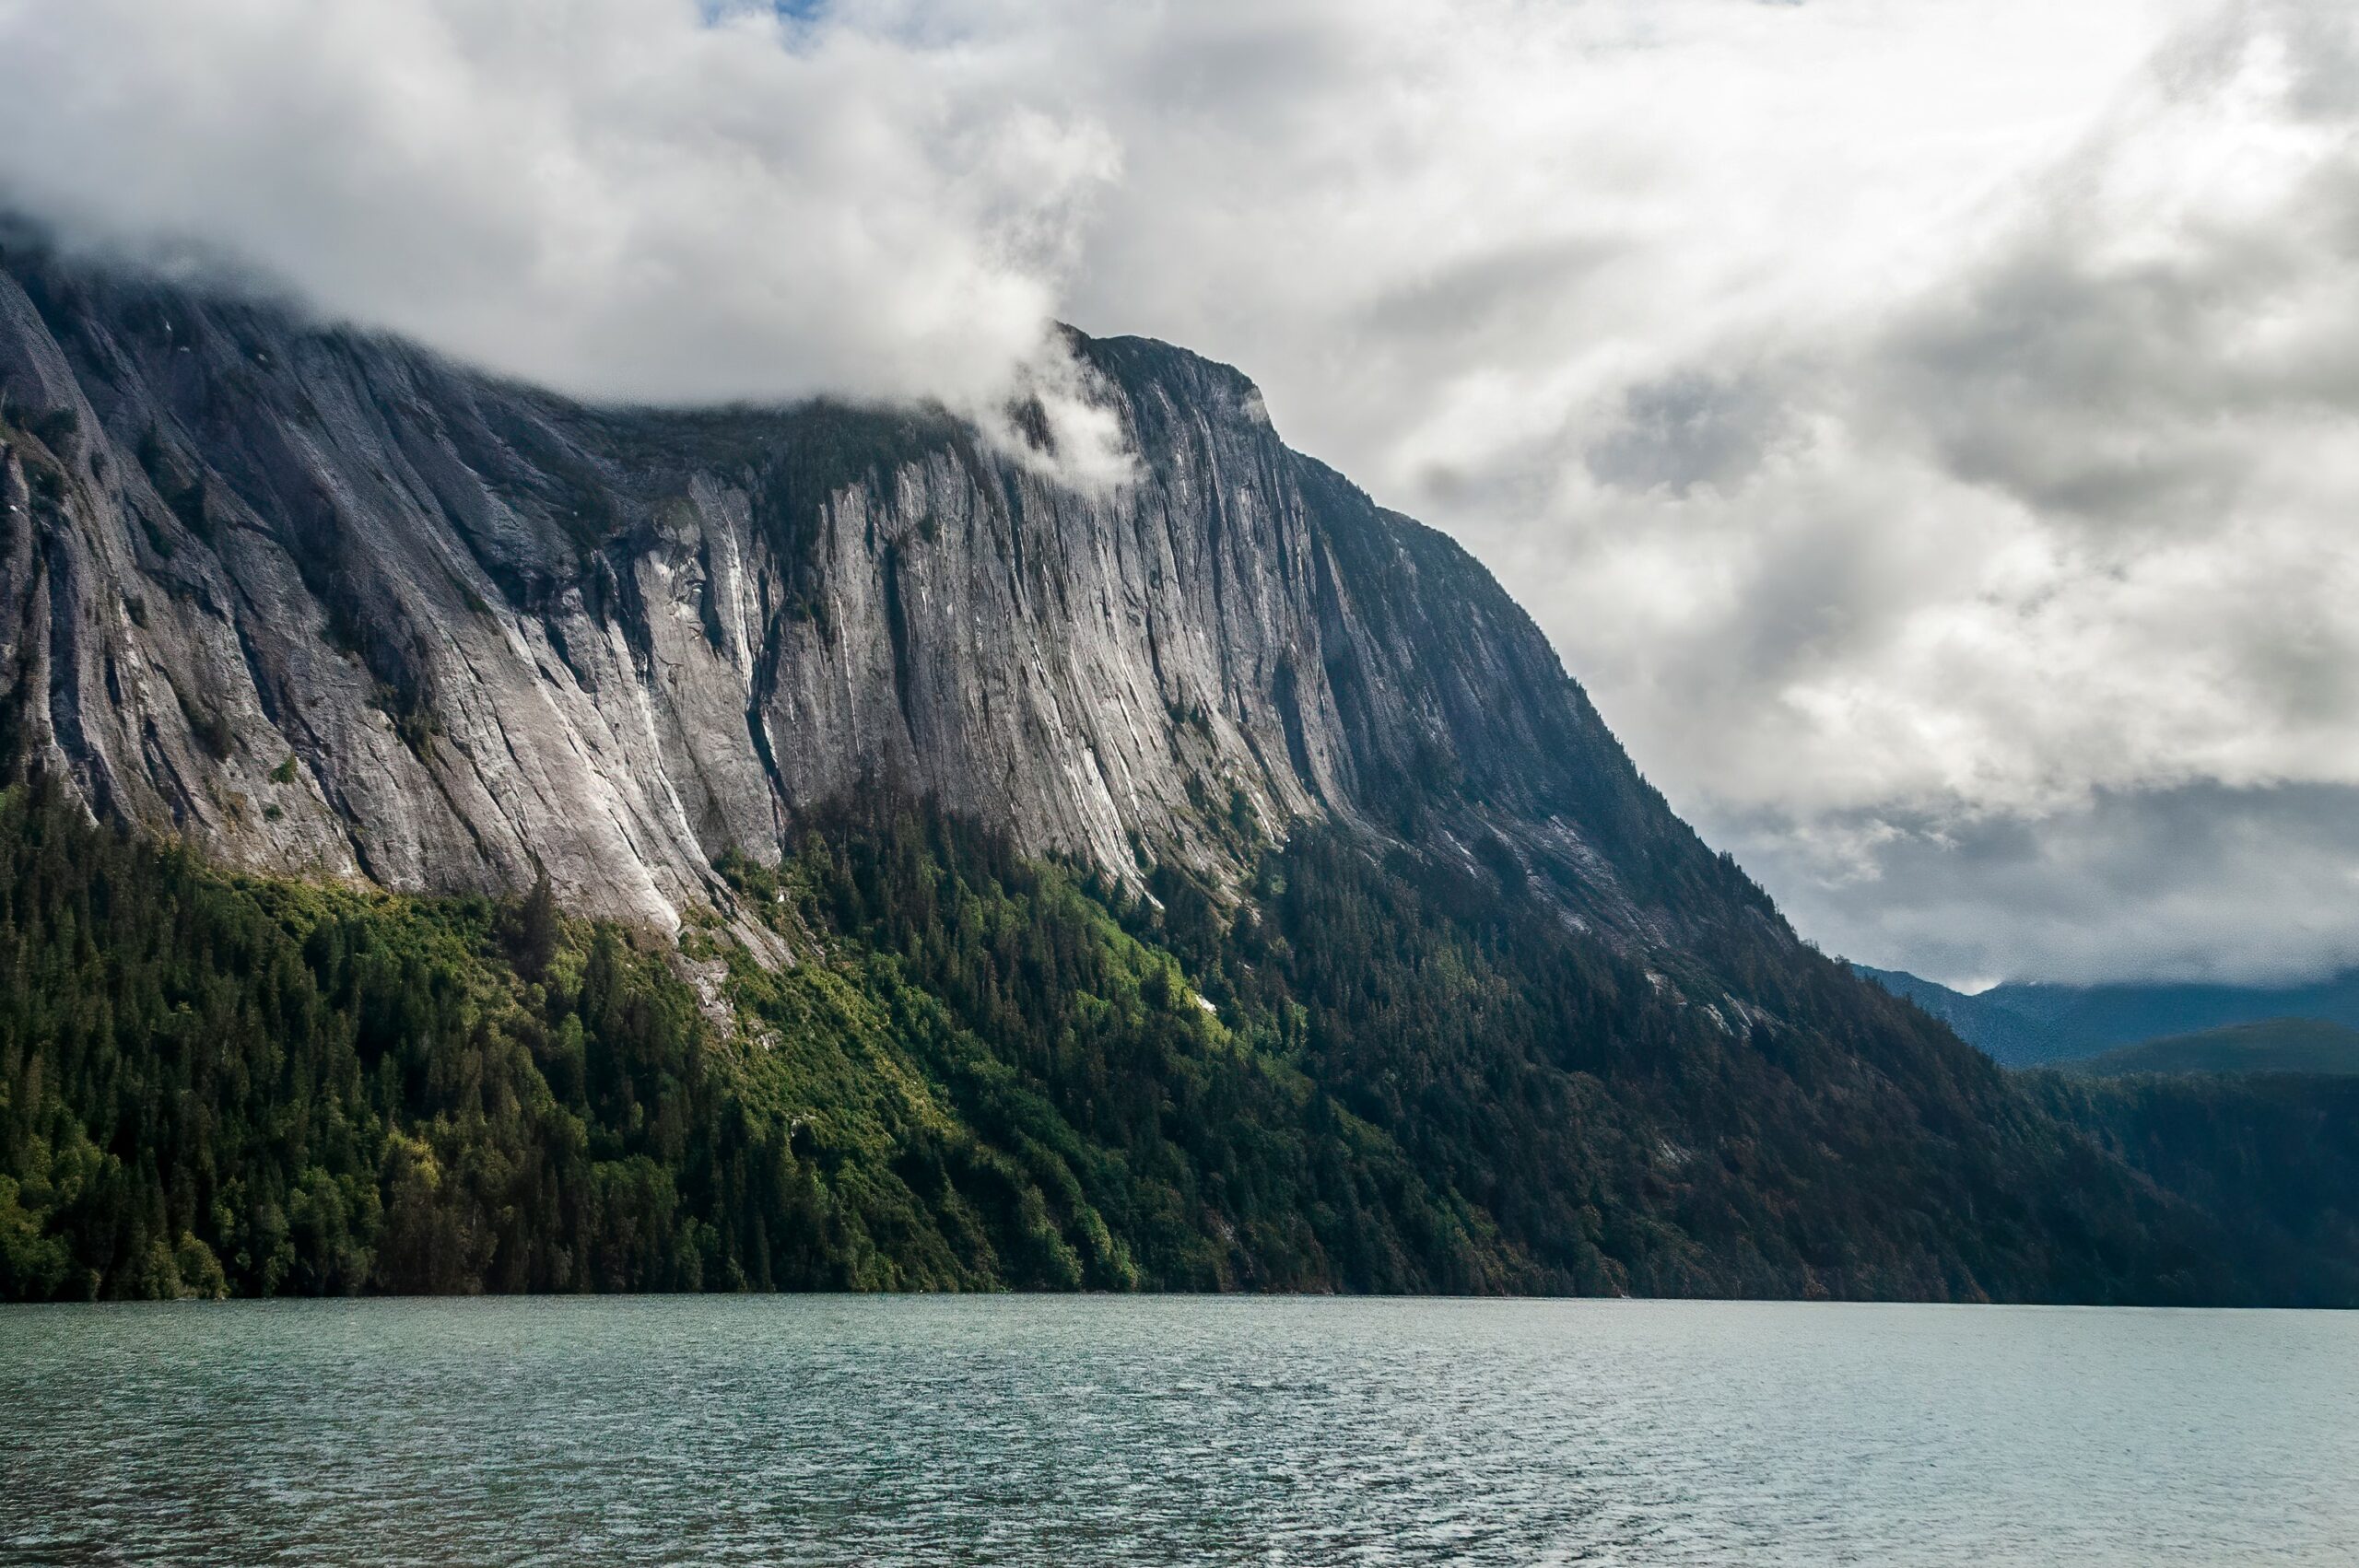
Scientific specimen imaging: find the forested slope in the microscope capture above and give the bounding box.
[2027,1071,2359,1305]
[7,786,2344,1305]
[1,234,2350,1308]
[2063,1019,2359,1079]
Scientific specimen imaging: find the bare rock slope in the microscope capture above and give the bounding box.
[0,236,1753,945]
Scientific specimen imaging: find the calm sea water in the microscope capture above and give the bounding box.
[0,1297,2352,1565]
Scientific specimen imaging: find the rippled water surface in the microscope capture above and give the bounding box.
[2,1297,2353,1564]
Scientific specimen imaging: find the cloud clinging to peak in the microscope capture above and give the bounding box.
[0,0,1116,409]
[5,0,2358,985]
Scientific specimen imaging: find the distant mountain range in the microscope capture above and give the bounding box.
[1854,965,2359,1070]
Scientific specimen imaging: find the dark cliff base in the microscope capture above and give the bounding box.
[5,785,2352,1306]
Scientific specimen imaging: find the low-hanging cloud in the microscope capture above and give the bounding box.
[3,0,2356,986]
[0,0,1115,411]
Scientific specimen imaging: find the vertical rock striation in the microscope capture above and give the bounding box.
[0,235,1756,947]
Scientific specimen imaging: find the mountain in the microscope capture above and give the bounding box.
[2063,1018,2359,1079]
[2,230,2354,1305]
[1854,965,2359,1068]
[1848,966,2059,1066]
[0,230,1732,947]
[2027,1071,2359,1288]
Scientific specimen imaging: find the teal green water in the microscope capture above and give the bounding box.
[1,1298,2352,1564]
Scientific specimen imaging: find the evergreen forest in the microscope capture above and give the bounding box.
[3,785,2352,1304]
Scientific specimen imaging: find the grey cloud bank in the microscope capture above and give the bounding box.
[0,0,1112,410]
[1,0,2353,986]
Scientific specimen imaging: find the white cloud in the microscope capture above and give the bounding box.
[5,0,2357,983]
[0,0,1117,412]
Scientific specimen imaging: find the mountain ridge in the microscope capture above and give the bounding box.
[1855,964,2359,1068]
[0,231,1763,963]
[2063,1018,2359,1079]
[3,229,2355,1305]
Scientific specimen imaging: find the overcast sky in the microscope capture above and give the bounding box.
[2,0,2353,988]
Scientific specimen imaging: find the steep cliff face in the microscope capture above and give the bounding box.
[9,236,2352,1307]
[0,236,1753,946]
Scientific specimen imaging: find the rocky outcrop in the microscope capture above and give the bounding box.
[0,235,1763,946]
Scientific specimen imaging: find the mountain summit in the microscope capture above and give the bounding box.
[1,232,2352,1304]
[0,238,1745,950]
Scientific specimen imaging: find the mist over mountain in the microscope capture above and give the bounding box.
[0,230,1740,944]
[1,232,2353,1305]
[9,3,2359,992]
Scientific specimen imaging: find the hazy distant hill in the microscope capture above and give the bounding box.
[2064,1018,2359,1079]
[1849,967,2058,1065]
[1854,965,2359,1069]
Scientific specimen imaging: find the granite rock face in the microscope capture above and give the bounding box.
[0,237,1762,947]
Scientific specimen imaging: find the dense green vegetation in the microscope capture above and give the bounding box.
[2062,1017,2359,1079]
[2,785,2351,1303]
[2027,1071,2359,1305]
[0,783,839,1300]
